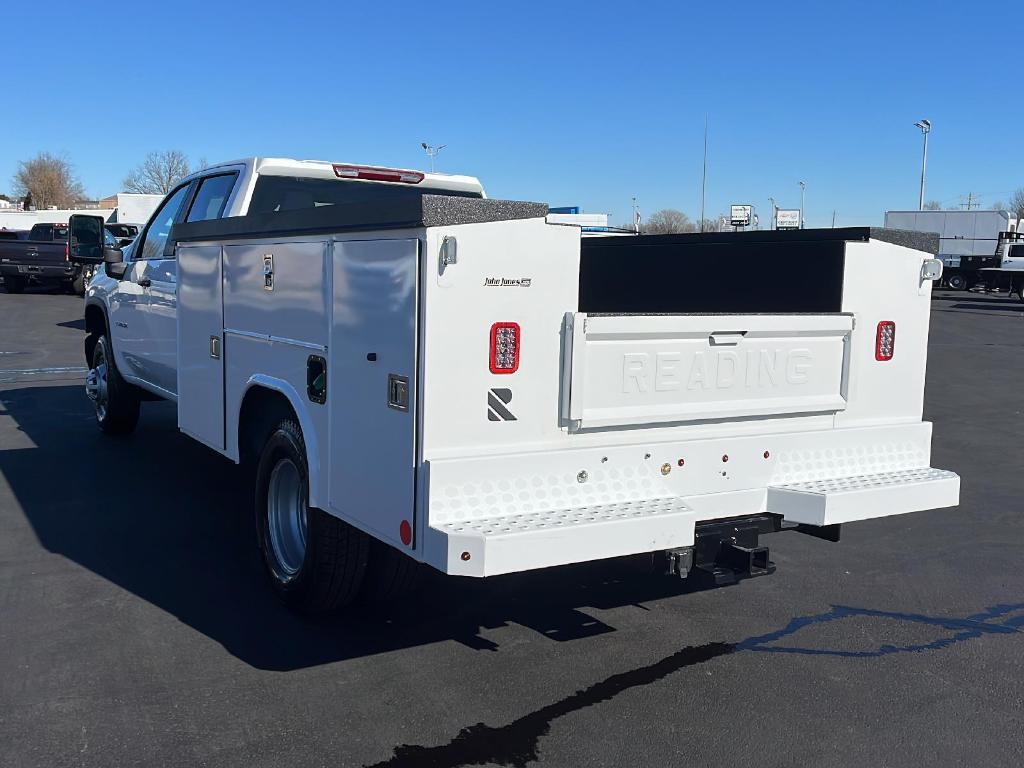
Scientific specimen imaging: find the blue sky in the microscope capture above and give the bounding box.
[2,1,1019,228]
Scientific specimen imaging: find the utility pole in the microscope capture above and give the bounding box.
[632,196,640,234]
[959,192,979,210]
[768,196,777,230]
[831,210,837,228]
[420,142,446,172]
[699,114,708,233]
[799,180,806,228]
[914,119,931,210]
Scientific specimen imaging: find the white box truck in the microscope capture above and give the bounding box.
[70,158,959,613]
[883,209,1021,292]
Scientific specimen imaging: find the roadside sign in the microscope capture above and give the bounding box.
[776,209,801,230]
[730,204,752,227]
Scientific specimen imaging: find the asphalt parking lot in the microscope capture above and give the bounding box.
[1,286,1022,768]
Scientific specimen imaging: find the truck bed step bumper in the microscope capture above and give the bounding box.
[427,498,695,577]
[766,467,960,526]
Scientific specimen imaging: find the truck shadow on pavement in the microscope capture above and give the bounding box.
[365,601,1024,768]
[0,383,715,671]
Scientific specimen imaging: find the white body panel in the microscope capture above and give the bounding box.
[328,238,420,548]
[177,244,225,449]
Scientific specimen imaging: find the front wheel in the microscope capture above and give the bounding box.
[86,335,140,435]
[255,419,369,613]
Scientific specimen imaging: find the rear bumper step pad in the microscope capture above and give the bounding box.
[766,467,960,526]
[426,467,959,576]
[428,497,694,577]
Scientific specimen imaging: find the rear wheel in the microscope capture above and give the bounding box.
[946,273,967,291]
[86,335,140,435]
[71,272,86,295]
[4,277,26,294]
[255,419,369,613]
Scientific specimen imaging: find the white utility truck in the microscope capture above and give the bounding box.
[71,158,960,613]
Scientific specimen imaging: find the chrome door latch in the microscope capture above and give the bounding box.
[210,336,220,359]
[263,254,274,291]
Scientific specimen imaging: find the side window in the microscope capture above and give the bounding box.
[137,184,192,260]
[185,174,237,223]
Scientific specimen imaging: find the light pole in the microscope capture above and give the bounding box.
[914,119,931,210]
[420,142,446,172]
[798,180,806,228]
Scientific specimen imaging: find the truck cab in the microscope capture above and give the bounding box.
[80,157,485,401]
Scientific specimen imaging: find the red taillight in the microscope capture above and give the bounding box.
[332,164,424,184]
[489,322,520,374]
[64,242,69,262]
[875,321,895,361]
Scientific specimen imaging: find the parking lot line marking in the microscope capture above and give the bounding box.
[0,367,88,375]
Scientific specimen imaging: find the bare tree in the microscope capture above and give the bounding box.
[991,200,1007,211]
[642,209,696,234]
[923,200,943,210]
[1008,188,1024,220]
[123,150,192,194]
[11,152,85,209]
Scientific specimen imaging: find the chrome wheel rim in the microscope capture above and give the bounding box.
[267,458,307,579]
[85,348,109,422]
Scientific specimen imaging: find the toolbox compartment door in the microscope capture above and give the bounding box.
[177,244,225,449]
[563,313,852,430]
[329,238,420,547]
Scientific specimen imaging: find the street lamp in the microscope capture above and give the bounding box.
[914,119,931,210]
[798,181,806,229]
[420,142,446,172]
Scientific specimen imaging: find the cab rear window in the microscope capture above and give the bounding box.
[248,176,482,215]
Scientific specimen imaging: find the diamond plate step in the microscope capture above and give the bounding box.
[767,467,960,526]
[429,497,695,577]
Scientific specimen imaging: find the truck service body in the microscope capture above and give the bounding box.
[75,158,960,611]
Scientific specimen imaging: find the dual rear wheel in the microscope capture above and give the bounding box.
[254,419,419,614]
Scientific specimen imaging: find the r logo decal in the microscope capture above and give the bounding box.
[487,388,516,421]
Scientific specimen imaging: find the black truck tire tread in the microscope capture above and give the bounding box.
[359,539,421,604]
[92,335,140,435]
[256,419,369,613]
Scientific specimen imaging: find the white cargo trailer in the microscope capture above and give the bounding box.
[73,161,960,613]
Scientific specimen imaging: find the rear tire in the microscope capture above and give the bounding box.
[255,419,369,613]
[4,277,26,294]
[946,273,967,291]
[358,538,422,605]
[71,273,86,295]
[86,335,140,435]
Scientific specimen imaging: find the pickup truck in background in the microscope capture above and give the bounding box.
[0,221,123,294]
[72,157,959,615]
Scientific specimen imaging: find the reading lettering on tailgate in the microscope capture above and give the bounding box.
[622,348,813,393]
[565,314,853,429]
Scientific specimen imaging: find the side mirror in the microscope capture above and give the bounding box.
[68,214,108,263]
[103,247,127,279]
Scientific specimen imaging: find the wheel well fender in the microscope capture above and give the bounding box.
[83,302,108,364]
[235,376,322,509]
